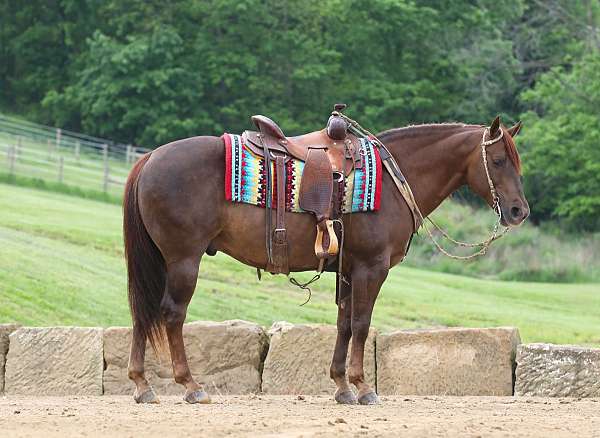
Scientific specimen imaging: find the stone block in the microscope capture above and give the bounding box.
[515,343,600,397]
[103,320,268,395]
[5,327,103,395]
[0,323,20,393]
[262,322,376,395]
[376,327,520,396]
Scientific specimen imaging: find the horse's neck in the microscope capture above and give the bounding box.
[382,125,482,217]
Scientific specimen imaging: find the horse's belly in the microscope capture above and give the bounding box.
[212,203,321,271]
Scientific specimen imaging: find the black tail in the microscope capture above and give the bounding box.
[123,153,166,353]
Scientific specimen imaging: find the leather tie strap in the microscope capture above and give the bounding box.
[260,134,273,265]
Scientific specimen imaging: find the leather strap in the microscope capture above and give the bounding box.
[275,154,286,235]
[269,154,289,274]
[261,135,273,266]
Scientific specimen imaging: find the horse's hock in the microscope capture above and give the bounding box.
[261,322,376,395]
[376,327,521,396]
[104,320,269,395]
[5,327,103,395]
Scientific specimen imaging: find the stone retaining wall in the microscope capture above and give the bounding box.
[1,321,596,398]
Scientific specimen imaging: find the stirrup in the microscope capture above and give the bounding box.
[314,220,339,258]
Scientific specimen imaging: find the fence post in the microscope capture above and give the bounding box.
[56,128,62,152]
[58,156,64,184]
[16,136,22,159]
[126,145,132,164]
[102,144,109,192]
[75,140,80,162]
[47,139,52,159]
[8,145,16,175]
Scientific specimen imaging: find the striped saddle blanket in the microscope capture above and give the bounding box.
[223,133,381,213]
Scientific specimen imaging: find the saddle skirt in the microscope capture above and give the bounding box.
[223,133,382,214]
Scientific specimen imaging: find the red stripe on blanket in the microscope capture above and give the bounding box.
[373,145,382,211]
[222,134,232,201]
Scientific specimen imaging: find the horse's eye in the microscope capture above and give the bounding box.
[493,158,506,167]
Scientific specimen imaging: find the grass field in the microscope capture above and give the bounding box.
[1,183,599,345]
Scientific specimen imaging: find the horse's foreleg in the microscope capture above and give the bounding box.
[348,263,388,405]
[161,255,210,404]
[329,279,356,404]
[128,324,159,403]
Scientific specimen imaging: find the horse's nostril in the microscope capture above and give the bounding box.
[511,206,522,219]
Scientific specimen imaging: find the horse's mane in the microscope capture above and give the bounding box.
[377,123,521,174]
[502,128,522,175]
[377,123,482,141]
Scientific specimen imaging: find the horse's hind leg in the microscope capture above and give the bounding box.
[329,279,357,404]
[128,324,159,403]
[161,254,210,404]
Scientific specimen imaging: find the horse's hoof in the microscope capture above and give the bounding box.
[357,391,379,405]
[335,389,357,405]
[134,388,159,404]
[184,389,211,404]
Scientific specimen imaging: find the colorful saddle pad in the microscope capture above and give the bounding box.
[223,133,381,213]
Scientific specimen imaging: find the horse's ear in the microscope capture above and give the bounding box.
[489,116,501,137]
[507,121,522,137]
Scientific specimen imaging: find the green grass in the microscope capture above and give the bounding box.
[1,183,599,345]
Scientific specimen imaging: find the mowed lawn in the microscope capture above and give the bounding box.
[1,183,599,345]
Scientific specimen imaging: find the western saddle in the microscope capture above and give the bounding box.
[242,104,364,275]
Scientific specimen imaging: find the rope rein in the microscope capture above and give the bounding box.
[336,113,510,260]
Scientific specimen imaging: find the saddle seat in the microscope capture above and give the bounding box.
[243,115,362,176]
[244,105,360,275]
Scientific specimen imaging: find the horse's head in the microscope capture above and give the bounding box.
[466,116,529,227]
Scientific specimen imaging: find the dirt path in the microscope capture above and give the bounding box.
[0,395,599,437]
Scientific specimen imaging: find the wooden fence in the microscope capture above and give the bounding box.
[0,114,150,198]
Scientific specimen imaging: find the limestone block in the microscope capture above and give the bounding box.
[5,327,103,395]
[103,320,268,395]
[0,323,20,393]
[515,343,600,397]
[377,327,520,396]
[261,322,376,395]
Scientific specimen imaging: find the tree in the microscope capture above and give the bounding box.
[520,53,600,230]
[43,27,209,146]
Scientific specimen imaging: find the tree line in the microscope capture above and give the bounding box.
[1,0,599,230]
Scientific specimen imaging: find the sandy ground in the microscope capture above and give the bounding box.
[0,395,599,437]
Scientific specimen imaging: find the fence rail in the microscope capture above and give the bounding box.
[0,114,150,197]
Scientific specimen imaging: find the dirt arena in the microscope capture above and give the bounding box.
[1,395,599,437]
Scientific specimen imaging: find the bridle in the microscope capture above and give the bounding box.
[418,127,510,260]
[480,126,505,221]
[338,112,511,260]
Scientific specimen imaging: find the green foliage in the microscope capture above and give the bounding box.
[43,28,207,145]
[520,53,600,230]
[1,0,526,139]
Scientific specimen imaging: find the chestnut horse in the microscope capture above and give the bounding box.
[123,116,528,405]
